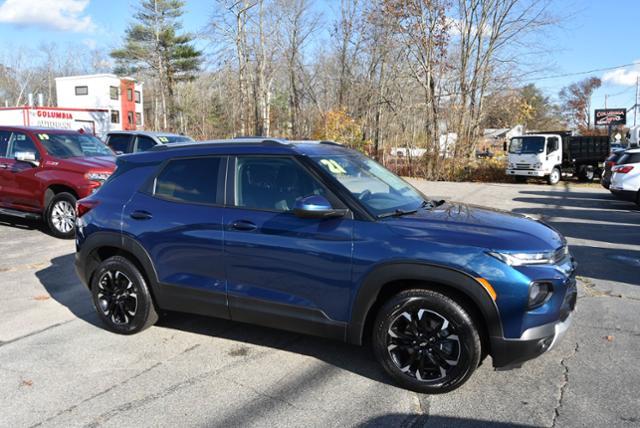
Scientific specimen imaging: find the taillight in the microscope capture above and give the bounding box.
[76,199,100,218]
[614,165,634,174]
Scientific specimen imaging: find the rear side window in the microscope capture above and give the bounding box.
[618,153,640,164]
[136,136,156,152]
[108,134,132,153]
[154,157,222,205]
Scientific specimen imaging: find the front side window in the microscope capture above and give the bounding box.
[235,157,326,212]
[509,137,545,154]
[75,86,88,96]
[0,131,11,157]
[154,157,222,205]
[38,133,113,158]
[8,132,40,160]
[311,152,425,217]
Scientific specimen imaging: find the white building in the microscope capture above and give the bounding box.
[55,74,144,132]
[0,106,111,136]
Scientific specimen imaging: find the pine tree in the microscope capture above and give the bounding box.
[111,0,201,130]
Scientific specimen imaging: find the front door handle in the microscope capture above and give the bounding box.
[230,220,257,231]
[130,210,153,220]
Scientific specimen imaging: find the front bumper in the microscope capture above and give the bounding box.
[490,279,577,369]
[507,169,546,177]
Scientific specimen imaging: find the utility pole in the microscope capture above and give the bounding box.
[635,76,639,126]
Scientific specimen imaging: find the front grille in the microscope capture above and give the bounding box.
[516,163,531,169]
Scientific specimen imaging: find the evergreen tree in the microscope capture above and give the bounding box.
[111,0,201,129]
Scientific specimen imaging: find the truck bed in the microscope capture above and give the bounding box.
[563,136,610,166]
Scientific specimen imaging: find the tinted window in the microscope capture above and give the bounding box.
[107,134,132,153]
[0,131,11,157]
[136,136,156,152]
[154,157,221,204]
[618,153,640,164]
[235,157,326,212]
[8,133,40,160]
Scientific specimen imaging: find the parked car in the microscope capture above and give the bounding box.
[75,138,576,393]
[609,148,640,206]
[475,149,494,159]
[105,131,194,154]
[0,126,115,238]
[602,149,627,189]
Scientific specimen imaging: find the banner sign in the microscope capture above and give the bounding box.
[595,108,626,126]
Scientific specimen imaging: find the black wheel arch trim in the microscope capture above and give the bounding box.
[347,262,504,345]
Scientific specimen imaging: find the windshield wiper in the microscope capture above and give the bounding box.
[378,208,418,218]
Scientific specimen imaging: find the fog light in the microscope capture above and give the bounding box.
[529,282,552,309]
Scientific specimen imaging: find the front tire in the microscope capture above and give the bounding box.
[515,176,527,183]
[46,192,77,239]
[91,256,158,334]
[548,168,561,185]
[372,289,481,394]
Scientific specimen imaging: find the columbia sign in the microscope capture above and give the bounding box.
[595,109,626,126]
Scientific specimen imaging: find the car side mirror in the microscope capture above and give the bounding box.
[293,195,348,219]
[15,151,39,167]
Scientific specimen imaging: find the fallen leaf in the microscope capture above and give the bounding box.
[33,295,50,301]
[604,335,614,342]
[21,379,33,387]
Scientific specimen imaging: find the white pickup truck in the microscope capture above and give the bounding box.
[506,133,610,185]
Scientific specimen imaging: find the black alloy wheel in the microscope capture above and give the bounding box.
[91,256,158,334]
[373,289,481,394]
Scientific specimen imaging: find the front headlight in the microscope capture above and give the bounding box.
[533,162,542,169]
[85,172,111,183]
[488,250,555,266]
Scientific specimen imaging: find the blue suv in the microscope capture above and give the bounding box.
[74,138,576,393]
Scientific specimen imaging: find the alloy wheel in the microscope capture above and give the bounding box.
[50,200,76,233]
[386,308,461,383]
[97,270,138,325]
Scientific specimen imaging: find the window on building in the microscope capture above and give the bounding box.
[127,111,134,125]
[127,88,133,101]
[135,91,141,104]
[110,86,119,100]
[75,86,88,96]
[154,157,222,205]
[135,112,142,125]
[111,110,120,124]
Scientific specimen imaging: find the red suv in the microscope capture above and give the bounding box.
[0,126,115,238]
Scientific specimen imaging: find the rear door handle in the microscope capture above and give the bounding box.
[130,210,153,220]
[230,220,257,231]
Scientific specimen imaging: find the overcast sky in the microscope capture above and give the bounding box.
[0,0,638,122]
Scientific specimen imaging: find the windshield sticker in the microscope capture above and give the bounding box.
[319,159,347,174]
[158,136,169,143]
[38,134,50,140]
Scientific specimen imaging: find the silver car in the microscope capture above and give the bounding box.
[105,131,195,154]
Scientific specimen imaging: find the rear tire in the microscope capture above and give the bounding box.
[548,168,561,185]
[91,256,158,334]
[372,289,481,394]
[45,192,77,239]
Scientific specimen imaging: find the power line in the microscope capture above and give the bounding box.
[524,62,639,82]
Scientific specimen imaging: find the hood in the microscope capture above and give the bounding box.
[46,156,116,173]
[385,202,564,253]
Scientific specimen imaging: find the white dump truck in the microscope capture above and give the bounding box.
[506,132,611,185]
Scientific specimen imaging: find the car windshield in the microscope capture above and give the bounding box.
[509,137,545,154]
[158,135,194,144]
[311,152,427,217]
[38,133,114,158]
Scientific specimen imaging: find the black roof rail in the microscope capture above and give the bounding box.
[319,140,340,146]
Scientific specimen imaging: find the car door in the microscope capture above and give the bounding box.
[0,131,43,211]
[224,155,354,339]
[122,155,229,319]
[134,135,157,152]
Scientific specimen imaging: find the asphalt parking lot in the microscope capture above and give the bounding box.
[1,180,638,428]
